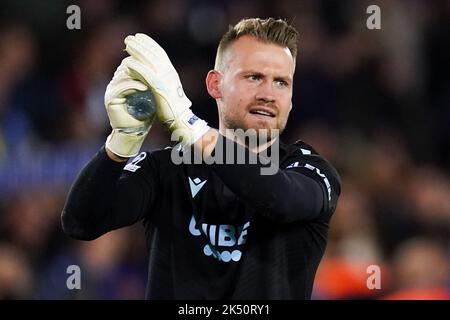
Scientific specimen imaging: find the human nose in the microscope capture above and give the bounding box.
[255,80,275,103]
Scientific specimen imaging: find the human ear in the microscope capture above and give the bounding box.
[206,70,222,99]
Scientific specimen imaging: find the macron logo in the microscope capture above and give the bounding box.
[189,177,207,198]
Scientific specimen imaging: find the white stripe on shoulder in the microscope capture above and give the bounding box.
[300,148,311,155]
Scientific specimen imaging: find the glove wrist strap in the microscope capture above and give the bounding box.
[105,128,150,158]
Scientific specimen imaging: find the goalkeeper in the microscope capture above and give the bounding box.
[62,18,341,299]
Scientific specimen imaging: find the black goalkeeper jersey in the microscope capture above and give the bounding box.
[62,136,341,299]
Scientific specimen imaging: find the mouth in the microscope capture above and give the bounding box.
[249,107,276,119]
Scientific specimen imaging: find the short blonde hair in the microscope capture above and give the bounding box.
[215,18,299,70]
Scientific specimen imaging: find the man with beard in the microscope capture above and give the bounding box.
[62,18,341,299]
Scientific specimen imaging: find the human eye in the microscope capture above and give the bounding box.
[275,79,289,88]
[247,74,262,81]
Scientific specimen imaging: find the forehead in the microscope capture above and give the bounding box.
[222,35,295,74]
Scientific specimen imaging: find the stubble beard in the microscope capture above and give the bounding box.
[220,110,286,147]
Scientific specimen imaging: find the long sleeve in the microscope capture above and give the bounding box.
[61,147,154,240]
[208,136,341,223]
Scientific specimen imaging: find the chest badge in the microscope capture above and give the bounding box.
[189,177,207,198]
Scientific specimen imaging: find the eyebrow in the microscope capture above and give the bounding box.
[241,70,293,83]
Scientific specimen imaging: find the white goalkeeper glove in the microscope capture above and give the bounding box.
[123,33,210,151]
[105,58,156,158]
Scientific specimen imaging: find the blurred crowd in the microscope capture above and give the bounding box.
[0,0,448,299]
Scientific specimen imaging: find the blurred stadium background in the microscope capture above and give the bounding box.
[0,0,448,299]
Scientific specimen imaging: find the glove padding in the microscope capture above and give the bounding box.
[105,57,156,157]
[123,33,209,151]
